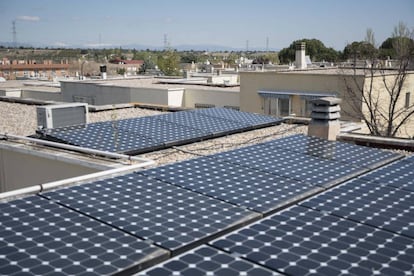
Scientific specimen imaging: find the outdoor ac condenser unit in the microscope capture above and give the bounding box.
[37,103,88,129]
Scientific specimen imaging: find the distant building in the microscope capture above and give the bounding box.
[239,68,414,137]
[108,58,144,75]
[0,58,70,80]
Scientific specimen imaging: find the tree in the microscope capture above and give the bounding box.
[278,39,340,63]
[342,23,414,137]
[157,50,180,76]
[342,41,378,60]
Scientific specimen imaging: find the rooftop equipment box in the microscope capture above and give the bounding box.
[37,103,88,129]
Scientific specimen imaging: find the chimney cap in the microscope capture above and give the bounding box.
[312,97,342,106]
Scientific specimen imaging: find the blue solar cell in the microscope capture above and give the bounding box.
[402,155,414,163]
[138,245,279,275]
[211,143,365,188]
[46,122,161,153]
[301,178,414,238]
[192,107,281,127]
[0,196,168,275]
[41,108,282,154]
[117,116,206,145]
[211,205,414,275]
[262,134,401,169]
[156,111,250,135]
[141,156,322,214]
[360,159,414,192]
[41,173,259,254]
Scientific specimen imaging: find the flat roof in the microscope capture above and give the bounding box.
[64,77,240,92]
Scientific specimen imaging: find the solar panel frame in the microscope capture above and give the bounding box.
[0,196,169,275]
[41,173,260,255]
[211,205,414,275]
[300,178,414,238]
[137,245,280,276]
[140,156,323,215]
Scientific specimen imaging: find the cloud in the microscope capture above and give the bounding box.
[17,15,40,22]
[53,42,68,47]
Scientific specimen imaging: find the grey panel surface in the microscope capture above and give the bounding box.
[301,178,414,238]
[138,245,280,276]
[41,173,259,254]
[0,196,168,275]
[211,205,414,275]
[141,156,322,214]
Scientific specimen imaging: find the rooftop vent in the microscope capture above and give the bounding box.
[37,103,88,130]
[295,42,307,69]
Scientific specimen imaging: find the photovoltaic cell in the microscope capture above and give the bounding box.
[41,173,259,254]
[141,156,322,214]
[0,196,168,275]
[45,122,162,154]
[261,134,401,169]
[402,155,414,163]
[211,143,365,188]
[360,159,414,192]
[156,111,250,135]
[300,178,414,238]
[211,205,414,275]
[138,245,279,276]
[117,116,206,145]
[192,107,281,128]
[40,108,282,154]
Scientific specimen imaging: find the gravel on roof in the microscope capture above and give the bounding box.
[0,102,162,136]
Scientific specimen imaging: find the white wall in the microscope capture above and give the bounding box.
[184,89,239,108]
[0,146,102,193]
[22,90,63,101]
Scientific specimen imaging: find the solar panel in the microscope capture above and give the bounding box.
[360,159,414,192]
[192,107,282,128]
[211,205,414,275]
[141,156,322,214]
[301,178,414,238]
[41,173,260,254]
[117,116,206,146]
[211,143,365,188]
[138,245,279,276]
[156,111,250,135]
[261,134,401,169]
[402,155,414,163]
[40,108,282,154]
[45,122,162,154]
[0,196,168,275]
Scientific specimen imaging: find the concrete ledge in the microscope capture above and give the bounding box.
[338,133,414,152]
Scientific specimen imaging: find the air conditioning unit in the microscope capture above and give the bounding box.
[37,103,88,129]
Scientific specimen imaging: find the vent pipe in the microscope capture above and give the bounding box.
[295,42,307,69]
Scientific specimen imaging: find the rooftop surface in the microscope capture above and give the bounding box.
[64,77,240,92]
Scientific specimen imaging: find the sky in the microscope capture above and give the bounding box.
[0,0,413,50]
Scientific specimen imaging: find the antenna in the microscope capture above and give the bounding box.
[12,21,17,47]
[164,34,169,50]
[266,37,269,52]
[246,40,249,52]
